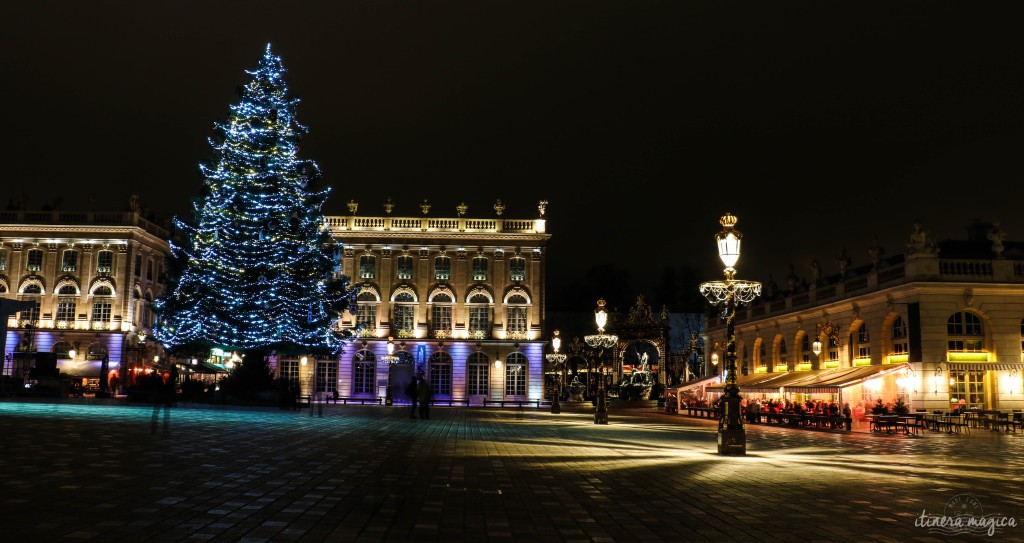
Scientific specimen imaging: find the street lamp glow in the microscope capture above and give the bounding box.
[699,212,761,456]
[584,299,617,425]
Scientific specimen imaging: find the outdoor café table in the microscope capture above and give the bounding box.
[868,415,898,433]
[990,412,1014,433]
[895,416,921,435]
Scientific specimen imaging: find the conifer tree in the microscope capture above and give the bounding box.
[155,44,353,359]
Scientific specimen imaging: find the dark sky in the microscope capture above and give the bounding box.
[6,2,1023,309]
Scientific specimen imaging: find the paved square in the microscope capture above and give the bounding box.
[1,399,1021,542]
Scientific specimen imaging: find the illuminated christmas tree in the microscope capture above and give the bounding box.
[155,44,354,359]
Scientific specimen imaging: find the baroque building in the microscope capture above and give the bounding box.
[303,199,552,404]
[0,197,169,394]
[700,219,1024,413]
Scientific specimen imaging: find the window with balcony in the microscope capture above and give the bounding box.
[56,298,77,324]
[509,257,526,282]
[430,293,453,336]
[466,352,489,395]
[26,249,43,272]
[800,333,812,368]
[775,338,788,372]
[96,250,114,274]
[434,256,451,281]
[353,351,376,394]
[393,292,415,336]
[504,352,527,396]
[472,257,488,281]
[468,293,490,338]
[429,351,453,395]
[356,290,378,330]
[855,323,871,363]
[947,311,984,358]
[359,254,376,280]
[505,294,527,335]
[396,255,413,281]
[62,250,78,273]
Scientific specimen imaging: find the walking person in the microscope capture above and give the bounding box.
[151,367,177,435]
[417,376,434,420]
[405,376,419,418]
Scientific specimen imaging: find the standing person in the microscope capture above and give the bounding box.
[417,376,433,420]
[405,376,419,419]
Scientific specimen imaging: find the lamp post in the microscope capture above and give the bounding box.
[546,330,567,414]
[699,213,762,456]
[383,337,399,406]
[584,299,618,425]
[711,352,720,377]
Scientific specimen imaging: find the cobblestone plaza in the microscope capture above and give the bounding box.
[1,399,1021,542]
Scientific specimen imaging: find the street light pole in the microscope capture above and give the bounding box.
[700,213,761,456]
[546,330,567,414]
[585,299,618,425]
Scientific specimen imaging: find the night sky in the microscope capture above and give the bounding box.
[6,3,1022,310]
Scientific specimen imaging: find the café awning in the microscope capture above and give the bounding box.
[782,363,911,394]
[705,371,797,393]
[946,362,1024,372]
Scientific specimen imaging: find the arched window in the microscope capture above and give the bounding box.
[468,293,491,339]
[800,332,811,368]
[776,338,788,372]
[472,256,488,281]
[466,352,489,395]
[947,311,983,352]
[356,290,378,329]
[53,341,73,359]
[855,323,871,363]
[18,282,42,324]
[86,343,107,361]
[56,285,77,325]
[429,351,453,395]
[61,250,78,273]
[434,255,451,281]
[96,250,114,274]
[91,286,114,325]
[504,352,527,396]
[892,316,909,357]
[506,294,528,336]
[26,248,44,272]
[359,254,376,280]
[392,291,416,336]
[430,293,453,338]
[509,257,526,282]
[353,350,376,394]
[396,255,413,281]
[758,340,767,370]
[0,248,8,272]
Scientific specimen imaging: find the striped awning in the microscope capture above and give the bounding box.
[778,363,912,394]
[947,362,1024,372]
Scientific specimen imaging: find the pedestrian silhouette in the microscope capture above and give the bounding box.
[151,368,177,435]
[417,376,433,420]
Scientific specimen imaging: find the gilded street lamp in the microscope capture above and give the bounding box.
[584,299,618,425]
[546,330,567,414]
[699,213,761,455]
[383,337,399,406]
